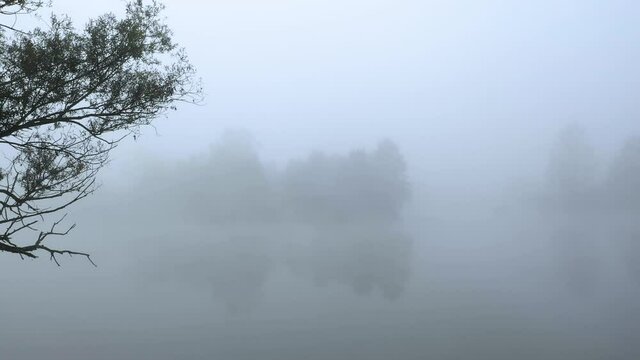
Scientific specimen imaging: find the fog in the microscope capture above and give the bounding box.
[2,0,640,359]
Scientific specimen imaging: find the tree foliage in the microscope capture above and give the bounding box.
[0,0,199,263]
[125,135,413,305]
[283,139,410,225]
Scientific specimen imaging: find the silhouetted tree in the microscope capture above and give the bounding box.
[194,131,278,224]
[546,124,598,210]
[282,140,412,298]
[0,0,199,263]
[607,136,640,283]
[123,132,279,313]
[283,139,409,225]
[545,124,601,294]
[0,1,42,23]
[608,136,640,210]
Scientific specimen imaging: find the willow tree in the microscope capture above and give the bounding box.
[0,0,199,263]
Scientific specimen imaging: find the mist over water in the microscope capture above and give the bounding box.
[3,0,640,359]
[2,124,640,359]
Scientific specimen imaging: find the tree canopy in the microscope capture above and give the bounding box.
[283,139,409,225]
[0,0,199,263]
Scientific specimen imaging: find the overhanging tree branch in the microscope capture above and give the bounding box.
[0,0,201,263]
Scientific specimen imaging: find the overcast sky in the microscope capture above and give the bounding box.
[37,0,640,188]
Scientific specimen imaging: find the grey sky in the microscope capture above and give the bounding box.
[45,0,640,185]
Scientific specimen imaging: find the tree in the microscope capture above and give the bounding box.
[606,136,640,284]
[546,124,598,210]
[281,140,412,299]
[545,124,602,294]
[608,136,640,210]
[0,0,199,263]
[0,1,43,19]
[134,130,279,226]
[283,139,409,225]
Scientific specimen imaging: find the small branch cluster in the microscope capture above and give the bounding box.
[0,214,95,266]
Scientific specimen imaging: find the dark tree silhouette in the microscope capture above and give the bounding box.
[0,1,42,19]
[0,0,199,263]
